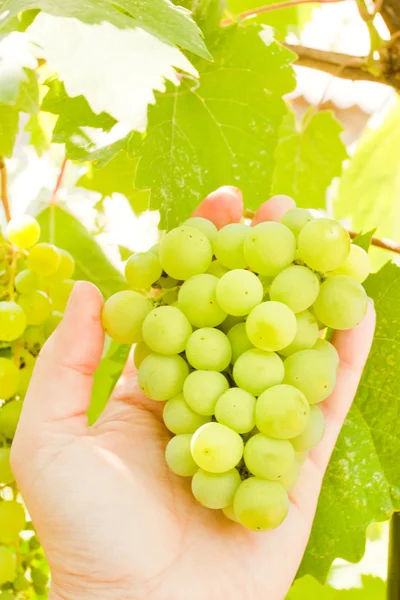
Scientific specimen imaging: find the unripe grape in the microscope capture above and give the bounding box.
[27,243,61,277]
[0,301,27,341]
[0,547,17,585]
[163,393,210,434]
[6,215,40,248]
[183,217,218,243]
[191,422,243,473]
[298,218,350,272]
[0,448,14,485]
[102,290,152,344]
[44,249,75,283]
[18,290,52,326]
[0,358,19,400]
[313,275,368,330]
[213,223,248,269]
[15,269,38,294]
[138,353,189,401]
[0,400,23,439]
[192,468,241,509]
[165,434,198,477]
[0,501,25,544]
[159,226,212,280]
[125,252,162,289]
[233,478,289,531]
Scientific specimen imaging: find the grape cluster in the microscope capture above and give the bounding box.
[102,204,370,532]
[0,215,74,594]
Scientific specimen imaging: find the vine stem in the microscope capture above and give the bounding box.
[49,157,68,244]
[0,157,11,222]
[220,0,343,26]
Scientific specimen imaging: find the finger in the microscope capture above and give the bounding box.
[251,195,296,225]
[192,186,243,228]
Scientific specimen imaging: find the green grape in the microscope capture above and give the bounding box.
[313,275,368,330]
[222,504,239,523]
[279,310,319,357]
[329,244,370,283]
[207,260,229,278]
[291,405,325,451]
[165,434,198,476]
[0,547,17,585]
[0,301,27,342]
[43,311,63,339]
[190,422,243,473]
[0,399,23,438]
[133,341,151,368]
[280,459,300,491]
[192,468,241,509]
[243,222,296,276]
[43,249,75,283]
[163,288,179,305]
[183,370,229,415]
[298,218,350,272]
[0,358,19,400]
[185,327,231,371]
[31,566,49,587]
[233,478,289,531]
[125,252,163,289]
[17,351,35,398]
[13,574,30,591]
[213,223,248,269]
[280,208,314,238]
[0,448,14,485]
[216,269,263,316]
[159,226,212,280]
[15,269,38,294]
[257,274,274,296]
[159,274,178,289]
[27,242,61,277]
[246,301,297,352]
[244,433,295,480]
[49,279,75,312]
[102,290,152,344]
[138,353,189,401]
[0,500,25,544]
[215,388,256,434]
[142,306,192,355]
[183,217,218,243]
[6,215,40,249]
[313,338,339,369]
[178,274,226,327]
[219,314,244,334]
[233,348,284,396]
[295,451,308,463]
[269,265,320,313]
[227,323,254,363]
[256,384,309,439]
[163,393,211,434]
[18,290,52,326]
[284,349,336,404]
[148,243,160,256]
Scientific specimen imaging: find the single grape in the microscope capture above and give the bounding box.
[222,504,240,523]
[133,341,151,368]
[27,242,61,277]
[18,290,52,326]
[313,275,368,330]
[213,223,248,269]
[163,393,211,434]
[279,310,319,357]
[49,279,75,312]
[43,249,75,283]
[142,306,192,355]
[207,260,229,278]
[246,301,297,352]
[244,433,295,480]
[269,265,320,313]
[298,218,350,272]
[329,244,370,283]
[215,388,256,434]
[313,338,339,369]
[0,501,25,544]
[15,269,38,295]
[233,348,284,396]
[163,288,179,305]
[0,301,27,341]
[125,252,162,289]
[227,322,254,364]
[13,574,30,592]
[0,358,19,400]
[185,327,232,371]
[244,222,296,276]
[6,215,40,248]
[102,290,152,344]
[17,351,35,398]
[138,353,189,401]
[183,370,229,415]
[178,274,226,327]
[43,311,63,339]
[165,434,198,477]
[0,547,17,585]
[284,349,336,404]
[219,314,244,334]
[291,405,325,451]
[216,269,263,316]
[159,226,212,280]
[192,468,241,509]
[22,327,45,350]
[280,458,300,491]
[280,208,314,238]
[148,243,160,256]
[256,384,310,439]
[0,399,22,439]
[190,422,243,473]
[0,448,14,485]
[233,478,289,531]
[183,217,218,243]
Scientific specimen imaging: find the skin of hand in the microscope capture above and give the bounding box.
[11,187,376,600]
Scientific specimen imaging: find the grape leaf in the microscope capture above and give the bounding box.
[133,23,296,228]
[24,112,50,155]
[0,105,19,156]
[300,261,400,581]
[177,0,227,35]
[287,575,385,599]
[0,31,38,104]
[352,229,376,252]
[271,110,347,209]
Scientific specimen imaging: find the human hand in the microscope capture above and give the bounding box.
[11,188,376,600]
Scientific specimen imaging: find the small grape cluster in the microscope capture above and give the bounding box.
[102,204,370,532]
[0,215,75,593]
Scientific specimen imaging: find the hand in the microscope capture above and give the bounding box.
[11,188,376,600]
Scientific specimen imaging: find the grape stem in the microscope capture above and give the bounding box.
[243,208,400,255]
[0,157,11,222]
[220,0,344,26]
[49,157,68,245]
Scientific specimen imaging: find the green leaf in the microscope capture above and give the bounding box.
[24,113,50,155]
[133,23,296,228]
[300,261,400,580]
[0,32,38,104]
[0,104,19,156]
[36,206,127,299]
[352,229,376,252]
[177,0,227,35]
[287,576,385,599]
[271,110,347,209]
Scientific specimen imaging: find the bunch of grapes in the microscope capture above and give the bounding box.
[0,215,75,594]
[102,203,370,532]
